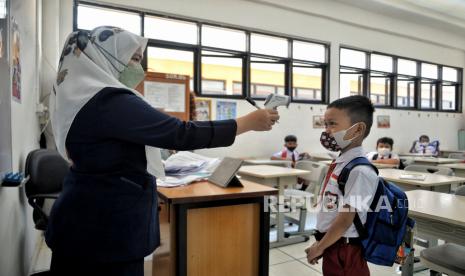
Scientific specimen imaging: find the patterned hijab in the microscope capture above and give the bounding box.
[50,26,165,178]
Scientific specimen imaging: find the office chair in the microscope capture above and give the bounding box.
[25,149,69,231]
[283,160,328,238]
[404,164,454,176]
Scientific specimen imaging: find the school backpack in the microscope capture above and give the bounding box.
[337,157,415,266]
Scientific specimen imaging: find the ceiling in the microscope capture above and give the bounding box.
[334,0,465,35]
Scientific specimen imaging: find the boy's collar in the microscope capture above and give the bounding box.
[334,146,364,164]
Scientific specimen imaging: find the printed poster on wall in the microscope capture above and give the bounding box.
[194,98,212,121]
[216,101,236,120]
[11,17,20,102]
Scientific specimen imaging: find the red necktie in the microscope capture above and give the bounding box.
[318,161,337,204]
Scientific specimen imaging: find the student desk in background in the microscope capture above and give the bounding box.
[399,153,435,158]
[439,149,465,158]
[379,169,465,193]
[244,159,292,167]
[309,152,336,162]
[401,190,465,276]
[439,163,465,177]
[319,160,398,169]
[153,180,277,276]
[237,165,311,248]
[410,157,463,166]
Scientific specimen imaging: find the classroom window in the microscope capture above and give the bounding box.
[421,63,438,79]
[292,41,326,63]
[397,79,415,108]
[370,74,391,106]
[250,58,285,98]
[201,25,246,52]
[339,69,364,98]
[442,85,457,110]
[443,67,458,82]
[77,4,141,34]
[0,0,6,18]
[146,47,194,79]
[144,16,197,44]
[340,48,367,68]
[421,82,436,109]
[398,59,417,76]
[370,54,393,73]
[292,65,322,101]
[201,51,243,96]
[250,34,288,57]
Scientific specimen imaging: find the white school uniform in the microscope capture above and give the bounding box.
[272,149,299,167]
[316,146,378,238]
[366,151,400,161]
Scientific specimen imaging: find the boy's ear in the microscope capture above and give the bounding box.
[356,122,367,138]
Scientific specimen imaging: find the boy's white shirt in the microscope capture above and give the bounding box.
[366,151,400,161]
[272,149,300,165]
[316,146,378,238]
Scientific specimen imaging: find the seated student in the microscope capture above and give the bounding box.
[271,135,310,189]
[305,95,377,276]
[366,137,400,167]
[271,135,310,167]
[409,135,440,156]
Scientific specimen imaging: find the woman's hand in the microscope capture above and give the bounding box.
[236,109,280,135]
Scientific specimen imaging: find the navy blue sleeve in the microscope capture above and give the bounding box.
[96,88,237,150]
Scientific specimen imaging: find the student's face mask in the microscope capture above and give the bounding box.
[286,146,296,152]
[377,147,391,156]
[420,142,429,147]
[320,124,359,152]
[119,62,145,89]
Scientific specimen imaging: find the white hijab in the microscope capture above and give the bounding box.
[50,26,165,178]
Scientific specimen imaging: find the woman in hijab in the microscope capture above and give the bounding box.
[47,26,279,276]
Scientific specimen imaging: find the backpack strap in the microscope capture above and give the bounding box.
[337,157,379,239]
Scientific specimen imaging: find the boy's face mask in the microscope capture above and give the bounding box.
[320,124,359,152]
[377,147,391,156]
[119,62,145,89]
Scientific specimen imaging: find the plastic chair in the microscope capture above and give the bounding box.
[24,149,69,231]
[404,164,454,176]
[283,161,328,238]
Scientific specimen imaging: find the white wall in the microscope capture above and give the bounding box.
[0,0,41,275]
[85,0,465,158]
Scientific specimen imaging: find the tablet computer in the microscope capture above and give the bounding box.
[208,157,243,188]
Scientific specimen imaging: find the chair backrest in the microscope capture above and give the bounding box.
[455,185,465,196]
[24,149,70,230]
[295,160,328,196]
[404,164,454,176]
[448,153,465,159]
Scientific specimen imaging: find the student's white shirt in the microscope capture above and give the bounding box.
[366,151,400,161]
[272,149,299,162]
[316,146,378,238]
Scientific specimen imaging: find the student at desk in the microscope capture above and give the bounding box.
[366,137,400,167]
[46,26,279,276]
[409,135,440,156]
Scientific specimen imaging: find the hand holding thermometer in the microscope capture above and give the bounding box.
[246,94,290,124]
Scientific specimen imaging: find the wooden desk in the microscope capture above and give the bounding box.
[379,169,465,193]
[410,157,463,166]
[153,180,277,276]
[237,165,311,248]
[244,159,292,167]
[439,163,465,177]
[401,190,465,276]
[319,160,397,169]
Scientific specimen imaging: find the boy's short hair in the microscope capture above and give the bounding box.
[419,135,430,141]
[327,95,375,138]
[284,135,297,143]
[377,137,394,148]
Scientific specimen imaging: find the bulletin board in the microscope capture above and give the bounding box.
[136,72,190,121]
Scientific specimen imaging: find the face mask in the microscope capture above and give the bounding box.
[286,146,296,152]
[119,62,145,89]
[320,124,359,152]
[420,142,429,147]
[377,147,391,156]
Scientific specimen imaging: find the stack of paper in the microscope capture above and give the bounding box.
[158,152,220,187]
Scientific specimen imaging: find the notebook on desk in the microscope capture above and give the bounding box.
[400,173,426,181]
[208,157,243,188]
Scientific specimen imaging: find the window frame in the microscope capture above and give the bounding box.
[339,46,462,113]
[75,0,330,104]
